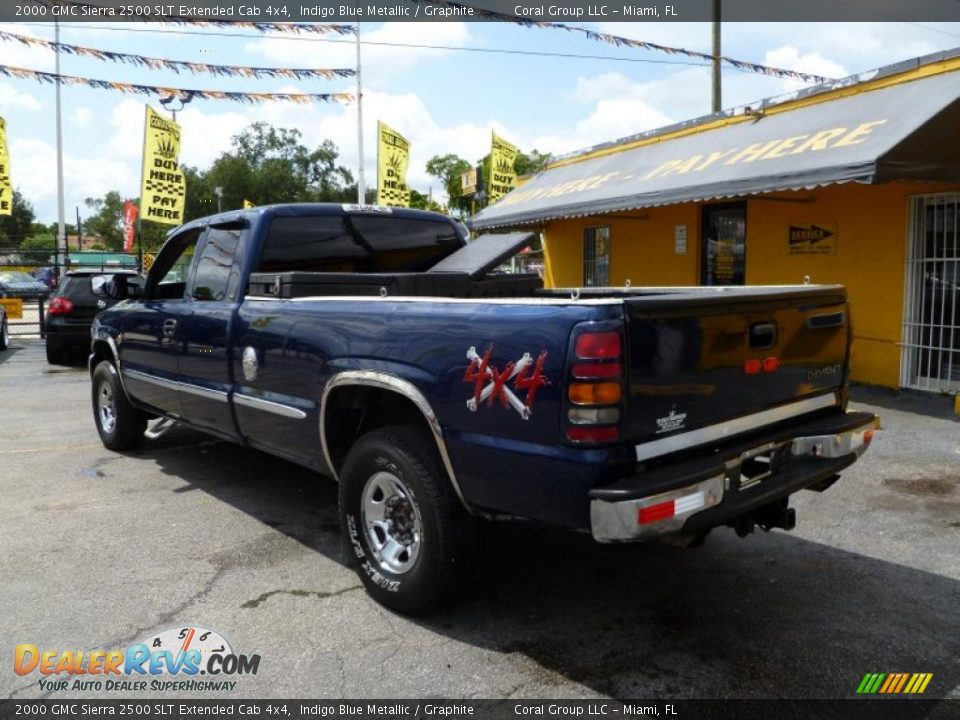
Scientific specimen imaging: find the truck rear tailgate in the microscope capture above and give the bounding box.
[622,285,849,457]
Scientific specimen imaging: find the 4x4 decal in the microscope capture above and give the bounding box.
[463,344,549,420]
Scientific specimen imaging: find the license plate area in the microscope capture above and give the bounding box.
[726,441,790,491]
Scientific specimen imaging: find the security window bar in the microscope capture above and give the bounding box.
[583,227,610,287]
[901,194,960,392]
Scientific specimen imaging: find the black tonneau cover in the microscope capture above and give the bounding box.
[428,232,536,279]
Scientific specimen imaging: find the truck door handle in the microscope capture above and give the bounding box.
[163,319,177,337]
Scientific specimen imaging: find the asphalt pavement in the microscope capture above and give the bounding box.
[0,339,957,701]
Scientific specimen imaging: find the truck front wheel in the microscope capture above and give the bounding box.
[339,426,469,615]
[91,360,147,451]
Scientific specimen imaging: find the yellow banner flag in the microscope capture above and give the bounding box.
[140,105,186,225]
[0,116,12,216]
[489,131,519,205]
[376,121,410,208]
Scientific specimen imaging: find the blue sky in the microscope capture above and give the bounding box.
[1,18,959,222]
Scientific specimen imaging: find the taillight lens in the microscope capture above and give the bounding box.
[566,426,619,443]
[566,328,625,445]
[569,382,621,405]
[48,297,74,315]
[568,407,620,425]
[572,362,621,379]
[575,332,621,359]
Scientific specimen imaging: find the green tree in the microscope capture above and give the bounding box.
[205,122,355,211]
[83,191,125,250]
[425,154,472,216]
[19,233,56,253]
[0,190,36,248]
[409,189,443,212]
[514,149,551,176]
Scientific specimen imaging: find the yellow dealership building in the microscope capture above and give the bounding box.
[470,52,960,393]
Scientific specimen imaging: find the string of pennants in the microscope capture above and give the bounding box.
[0,30,355,80]
[0,64,354,104]
[52,0,828,85]
[414,0,831,84]
[49,1,356,35]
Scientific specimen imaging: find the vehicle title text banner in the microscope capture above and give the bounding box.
[5,0,960,22]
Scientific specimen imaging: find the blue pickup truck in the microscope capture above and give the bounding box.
[89,203,878,614]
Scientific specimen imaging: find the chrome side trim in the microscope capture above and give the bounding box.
[124,369,229,403]
[635,393,838,462]
[319,370,471,512]
[246,295,623,306]
[234,392,308,420]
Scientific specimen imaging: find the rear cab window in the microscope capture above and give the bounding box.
[257,213,464,274]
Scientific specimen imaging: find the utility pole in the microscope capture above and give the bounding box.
[712,0,722,113]
[355,18,366,204]
[54,20,66,277]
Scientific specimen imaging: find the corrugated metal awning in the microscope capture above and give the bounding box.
[470,71,960,229]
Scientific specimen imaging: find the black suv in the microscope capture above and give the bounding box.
[45,270,141,364]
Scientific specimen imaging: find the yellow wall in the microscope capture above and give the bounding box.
[542,181,960,388]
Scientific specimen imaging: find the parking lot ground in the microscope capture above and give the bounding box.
[0,338,957,700]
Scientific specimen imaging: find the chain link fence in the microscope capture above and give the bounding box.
[0,248,142,336]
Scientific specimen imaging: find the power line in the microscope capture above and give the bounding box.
[814,0,960,40]
[20,22,717,69]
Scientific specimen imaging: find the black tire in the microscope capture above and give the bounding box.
[0,318,8,351]
[46,338,64,364]
[91,360,147,451]
[339,425,471,615]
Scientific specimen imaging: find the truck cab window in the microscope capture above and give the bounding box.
[189,226,244,302]
[258,215,463,274]
[147,228,202,300]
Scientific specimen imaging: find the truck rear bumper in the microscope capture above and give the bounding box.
[589,410,880,542]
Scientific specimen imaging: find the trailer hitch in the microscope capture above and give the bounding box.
[731,499,796,537]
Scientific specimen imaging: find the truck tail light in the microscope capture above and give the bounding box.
[47,297,74,315]
[575,332,621,359]
[565,328,624,445]
[569,382,621,405]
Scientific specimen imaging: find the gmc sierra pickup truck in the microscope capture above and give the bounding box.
[89,203,879,614]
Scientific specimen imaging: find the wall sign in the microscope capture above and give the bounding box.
[674,224,687,254]
[789,223,837,255]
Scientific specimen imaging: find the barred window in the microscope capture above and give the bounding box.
[583,227,610,287]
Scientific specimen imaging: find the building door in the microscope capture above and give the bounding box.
[701,203,746,286]
[901,194,960,391]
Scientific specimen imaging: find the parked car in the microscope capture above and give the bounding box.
[89,204,878,614]
[45,270,141,364]
[0,304,8,351]
[0,270,50,300]
[32,266,58,289]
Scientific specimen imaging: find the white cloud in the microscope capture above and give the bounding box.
[0,23,56,71]
[71,106,92,128]
[763,46,848,91]
[0,83,42,112]
[244,22,472,84]
[9,138,136,216]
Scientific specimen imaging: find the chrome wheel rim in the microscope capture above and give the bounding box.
[360,471,422,575]
[97,381,117,434]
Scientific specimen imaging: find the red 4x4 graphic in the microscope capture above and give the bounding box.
[463,344,549,420]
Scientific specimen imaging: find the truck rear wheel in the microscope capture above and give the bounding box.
[339,425,469,615]
[92,360,147,451]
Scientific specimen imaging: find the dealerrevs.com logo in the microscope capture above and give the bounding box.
[14,626,260,693]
